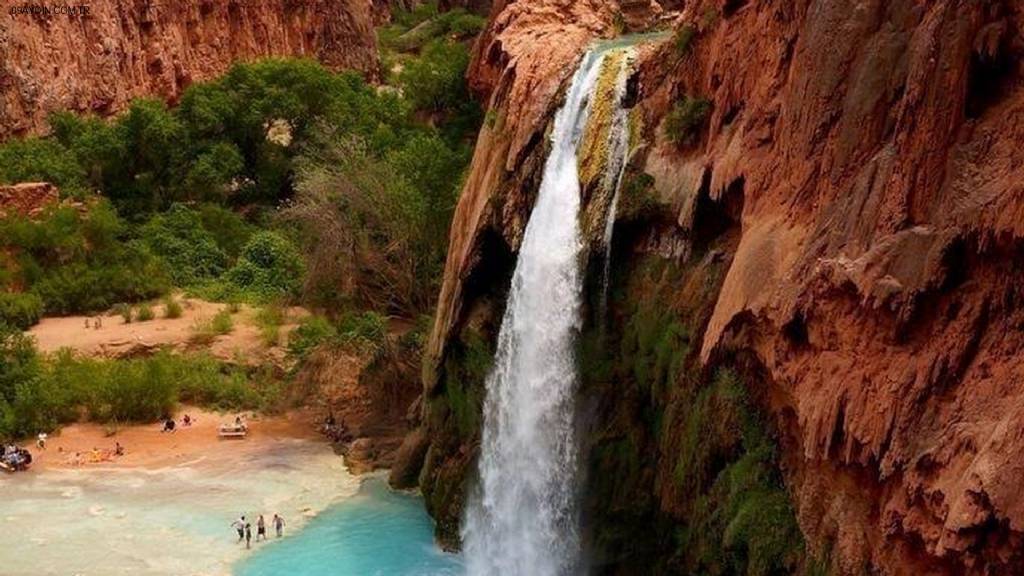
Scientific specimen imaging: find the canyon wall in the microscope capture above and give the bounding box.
[415,0,1024,574]
[0,0,379,139]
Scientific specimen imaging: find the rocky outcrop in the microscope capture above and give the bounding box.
[418,0,1024,574]
[0,182,58,217]
[1,0,379,139]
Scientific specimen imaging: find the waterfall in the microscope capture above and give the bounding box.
[462,47,613,576]
[598,50,634,334]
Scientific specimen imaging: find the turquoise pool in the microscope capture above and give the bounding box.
[235,477,464,576]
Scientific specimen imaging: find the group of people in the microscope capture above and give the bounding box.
[231,514,285,549]
[161,413,194,433]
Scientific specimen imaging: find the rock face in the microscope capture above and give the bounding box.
[417,0,1024,574]
[1,0,379,139]
[0,182,59,217]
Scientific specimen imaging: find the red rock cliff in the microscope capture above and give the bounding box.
[0,0,379,139]
[423,0,1024,573]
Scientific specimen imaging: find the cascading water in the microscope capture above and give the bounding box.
[598,49,635,332]
[462,46,619,576]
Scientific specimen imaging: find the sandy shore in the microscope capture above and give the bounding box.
[2,408,357,576]
[23,407,322,471]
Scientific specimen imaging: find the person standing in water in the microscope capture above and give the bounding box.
[244,522,252,549]
[257,515,266,541]
[273,514,285,537]
[232,515,246,542]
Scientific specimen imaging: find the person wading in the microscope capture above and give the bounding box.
[273,514,285,537]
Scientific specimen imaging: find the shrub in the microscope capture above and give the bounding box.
[448,12,487,37]
[255,303,286,346]
[0,137,87,197]
[141,204,228,286]
[135,303,155,322]
[399,39,471,113]
[0,293,44,329]
[163,296,183,319]
[336,310,388,352]
[664,95,712,146]
[114,303,133,324]
[287,315,336,358]
[191,309,234,344]
[223,231,304,300]
[0,202,169,315]
[197,203,254,260]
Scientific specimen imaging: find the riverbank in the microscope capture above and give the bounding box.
[23,407,319,470]
[1,410,356,576]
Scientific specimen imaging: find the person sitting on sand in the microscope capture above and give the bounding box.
[36,432,46,450]
[182,414,192,427]
[232,516,246,542]
[273,514,285,537]
[115,442,124,456]
[244,522,252,549]
[257,515,266,541]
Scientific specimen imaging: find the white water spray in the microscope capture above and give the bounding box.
[462,48,614,576]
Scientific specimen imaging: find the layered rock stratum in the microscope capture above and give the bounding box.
[0,0,379,139]
[419,0,1024,574]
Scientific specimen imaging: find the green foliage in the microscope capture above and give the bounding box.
[141,204,228,285]
[673,369,804,576]
[114,303,133,323]
[0,293,44,329]
[135,303,155,322]
[618,172,658,221]
[223,231,304,300]
[673,25,697,55]
[664,95,712,145]
[289,129,467,315]
[287,315,336,358]
[0,202,169,315]
[442,331,492,438]
[336,310,387,348]
[254,303,285,346]
[0,342,287,439]
[191,309,234,344]
[0,137,86,196]
[197,203,254,259]
[399,39,472,113]
[162,296,183,319]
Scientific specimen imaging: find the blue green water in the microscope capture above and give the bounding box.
[235,477,464,576]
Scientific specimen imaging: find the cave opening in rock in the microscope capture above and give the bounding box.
[693,174,745,251]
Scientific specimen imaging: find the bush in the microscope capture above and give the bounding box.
[664,95,712,145]
[0,202,170,315]
[223,231,304,300]
[399,40,472,113]
[0,137,87,197]
[163,296,183,319]
[141,204,228,286]
[0,293,44,329]
[191,309,234,344]
[337,311,387,349]
[255,303,286,346]
[135,303,155,321]
[287,315,336,358]
[197,203,254,260]
[112,303,132,323]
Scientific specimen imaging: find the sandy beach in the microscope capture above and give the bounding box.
[1,409,357,576]
[24,407,321,471]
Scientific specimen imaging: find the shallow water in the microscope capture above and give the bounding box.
[235,477,463,576]
[0,438,358,576]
